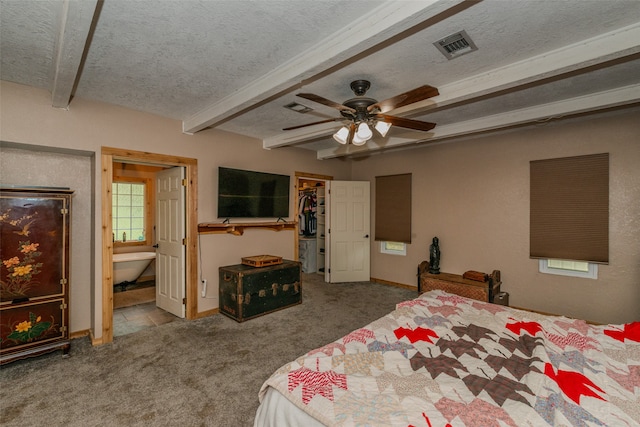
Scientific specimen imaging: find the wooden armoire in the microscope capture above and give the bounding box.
[0,187,72,364]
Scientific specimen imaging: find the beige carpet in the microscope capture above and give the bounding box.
[113,286,156,309]
[0,273,417,426]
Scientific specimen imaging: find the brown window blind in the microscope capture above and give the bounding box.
[530,153,609,263]
[375,173,411,243]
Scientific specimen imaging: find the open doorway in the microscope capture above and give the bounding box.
[111,161,165,336]
[295,172,332,282]
[101,147,198,344]
[110,163,187,336]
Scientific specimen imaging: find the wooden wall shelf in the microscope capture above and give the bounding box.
[198,221,296,236]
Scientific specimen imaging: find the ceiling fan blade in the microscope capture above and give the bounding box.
[376,114,437,132]
[369,85,439,113]
[297,93,356,113]
[282,117,342,131]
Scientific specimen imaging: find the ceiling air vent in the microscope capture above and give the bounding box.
[433,30,478,60]
[284,102,313,114]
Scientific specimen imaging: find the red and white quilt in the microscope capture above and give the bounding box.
[258,290,640,426]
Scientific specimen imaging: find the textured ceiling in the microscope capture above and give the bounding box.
[1,0,639,159]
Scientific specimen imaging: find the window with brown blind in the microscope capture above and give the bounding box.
[530,153,609,264]
[375,173,411,243]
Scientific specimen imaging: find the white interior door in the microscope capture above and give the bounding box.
[156,167,186,317]
[328,180,370,283]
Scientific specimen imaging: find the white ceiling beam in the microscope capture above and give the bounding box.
[316,84,640,159]
[266,22,640,149]
[51,0,98,109]
[182,0,470,134]
[392,22,640,115]
[263,122,338,149]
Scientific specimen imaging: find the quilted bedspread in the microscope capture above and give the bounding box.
[258,290,640,426]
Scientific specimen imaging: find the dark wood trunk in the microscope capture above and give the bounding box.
[219,260,301,322]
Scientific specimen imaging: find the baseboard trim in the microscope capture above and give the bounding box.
[89,330,104,346]
[370,277,416,291]
[195,308,219,319]
[72,329,107,346]
[69,329,90,340]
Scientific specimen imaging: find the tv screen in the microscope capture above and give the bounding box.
[217,167,290,219]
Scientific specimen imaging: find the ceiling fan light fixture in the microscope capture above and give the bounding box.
[352,134,367,146]
[374,121,391,137]
[333,126,350,144]
[286,80,439,146]
[356,122,373,141]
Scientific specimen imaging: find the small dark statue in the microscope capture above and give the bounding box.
[428,236,441,274]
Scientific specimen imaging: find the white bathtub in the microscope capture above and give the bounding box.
[113,251,156,285]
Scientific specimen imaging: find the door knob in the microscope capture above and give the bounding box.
[364,234,369,238]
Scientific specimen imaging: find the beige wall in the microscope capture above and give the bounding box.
[2,80,637,334]
[0,81,351,339]
[353,109,640,324]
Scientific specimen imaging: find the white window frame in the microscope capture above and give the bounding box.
[539,259,598,279]
[380,241,407,256]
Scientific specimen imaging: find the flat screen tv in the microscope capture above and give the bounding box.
[217,167,290,219]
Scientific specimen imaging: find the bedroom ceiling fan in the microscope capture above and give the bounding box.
[283,80,439,145]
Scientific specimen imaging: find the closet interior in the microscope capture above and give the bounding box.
[297,178,326,277]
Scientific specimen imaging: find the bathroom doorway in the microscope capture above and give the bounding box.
[111,162,180,336]
[101,147,198,344]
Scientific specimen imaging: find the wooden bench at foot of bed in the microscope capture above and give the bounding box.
[417,261,501,303]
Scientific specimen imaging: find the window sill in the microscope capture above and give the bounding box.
[113,241,150,248]
[538,259,598,279]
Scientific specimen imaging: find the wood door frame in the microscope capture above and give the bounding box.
[101,147,198,344]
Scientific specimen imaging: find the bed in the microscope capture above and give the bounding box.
[255,290,640,426]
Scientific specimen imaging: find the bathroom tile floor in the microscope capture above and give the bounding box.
[113,301,179,337]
